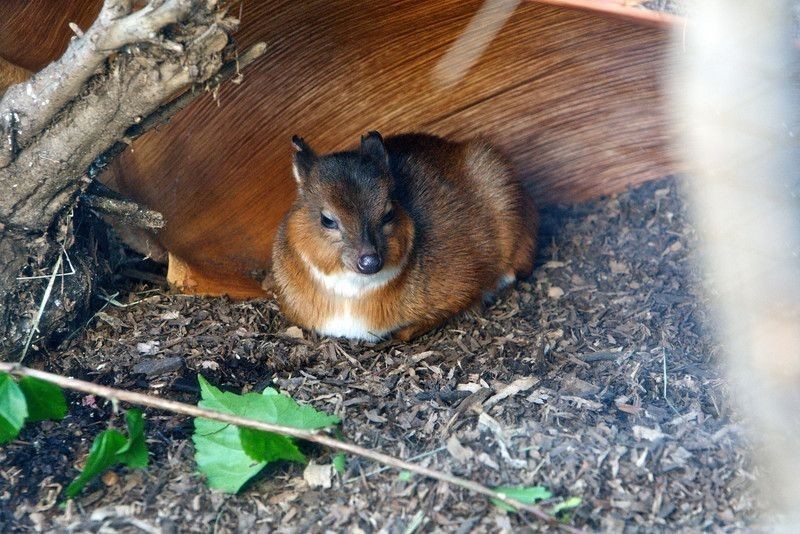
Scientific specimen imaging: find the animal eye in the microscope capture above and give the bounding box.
[381,206,395,225]
[320,213,339,230]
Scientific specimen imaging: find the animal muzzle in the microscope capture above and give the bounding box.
[357,252,383,274]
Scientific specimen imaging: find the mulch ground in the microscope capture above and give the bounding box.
[1,177,758,532]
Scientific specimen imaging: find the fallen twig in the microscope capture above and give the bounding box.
[18,254,63,363]
[0,362,584,533]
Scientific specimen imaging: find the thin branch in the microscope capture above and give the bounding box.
[98,0,194,51]
[0,362,583,533]
[18,254,63,363]
[82,195,165,229]
[0,9,241,230]
[140,41,268,133]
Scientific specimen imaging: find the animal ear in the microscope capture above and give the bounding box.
[291,135,316,184]
[360,131,388,167]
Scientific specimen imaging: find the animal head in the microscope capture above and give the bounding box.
[288,131,414,279]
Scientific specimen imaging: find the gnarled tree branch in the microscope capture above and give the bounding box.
[0,0,200,168]
[0,1,234,232]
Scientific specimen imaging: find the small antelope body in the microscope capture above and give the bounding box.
[271,132,538,341]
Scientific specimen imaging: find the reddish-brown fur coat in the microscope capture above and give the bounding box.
[271,133,538,341]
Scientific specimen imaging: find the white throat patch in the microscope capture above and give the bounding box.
[300,253,403,299]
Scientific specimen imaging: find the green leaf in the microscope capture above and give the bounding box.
[0,373,28,445]
[65,429,127,498]
[491,486,553,513]
[193,377,269,493]
[239,427,306,464]
[552,496,582,515]
[192,375,339,493]
[258,387,341,429]
[18,376,67,422]
[332,453,346,474]
[115,409,148,468]
[397,470,413,482]
[65,410,150,498]
[194,416,266,493]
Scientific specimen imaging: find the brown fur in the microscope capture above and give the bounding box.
[271,132,538,341]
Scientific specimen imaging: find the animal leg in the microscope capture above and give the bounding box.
[392,317,445,342]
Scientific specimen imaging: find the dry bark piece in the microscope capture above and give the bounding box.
[483,377,539,409]
[303,462,333,489]
[132,356,184,377]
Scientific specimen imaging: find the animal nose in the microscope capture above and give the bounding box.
[357,253,383,274]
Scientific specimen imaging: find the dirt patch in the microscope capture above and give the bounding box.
[1,177,757,532]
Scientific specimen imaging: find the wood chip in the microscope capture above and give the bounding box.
[135,341,160,355]
[632,425,668,442]
[446,435,475,463]
[21,176,755,530]
[284,326,304,339]
[547,286,564,299]
[609,259,630,274]
[132,356,184,376]
[303,462,333,489]
[483,376,539,408]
